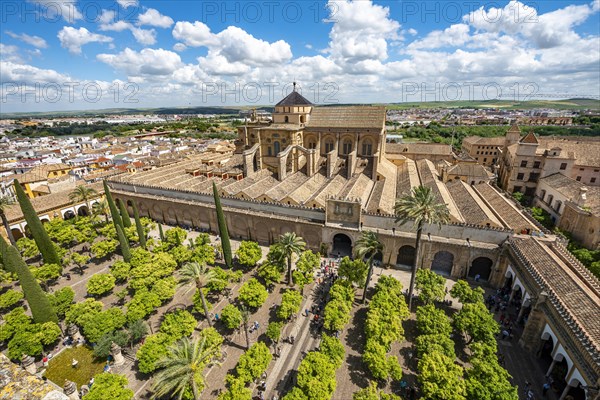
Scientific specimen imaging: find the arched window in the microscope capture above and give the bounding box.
[342,140,352,155]
[362,140,373,156]
[300,115,305,123]
[325,140,334,153]
[308,142,316,149]
[274,141,281,154]
[284,116,289,123]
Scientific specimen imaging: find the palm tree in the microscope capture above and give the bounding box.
[178,262,223,327]
[354,230,384,303]
[92,199,110,223]
[274,232,306,286]
[69,185,98,217]
[394,186,450,311]
[151,336,221,400]
[0,196,17,246]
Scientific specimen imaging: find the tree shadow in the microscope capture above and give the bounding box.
[346,307,367,352]
[345,305,371,388]
[273,368,296,395]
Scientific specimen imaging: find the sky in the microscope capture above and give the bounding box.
[1,0,599,112]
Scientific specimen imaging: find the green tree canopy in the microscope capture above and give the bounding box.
[159,310,197,338]
[450,280,485,304]
[320,334,345,369]
[353,381,401,400]
[86,273,116,296]
[415,333,456,359]
[236,241,262,268]
[266,321,283,344]
[453,302,499,345]
[416,304,452,336]
[220,304,243,329]
[235,342,272,384]
[295,351,337,400]
[338,257,369,288]
[82,373,133,400]
[465,356,519,400]
[136,332,175,374]
[418,351,466,400]
[277,290,303,320]
[415,269,446,304]
[237,278,268,309]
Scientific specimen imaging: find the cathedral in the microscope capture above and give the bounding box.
[239,84,386,182]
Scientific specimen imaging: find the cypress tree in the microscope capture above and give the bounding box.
[118,199,132,228]
[103,180,123,232]
[158,223,165,242]
[0,236,58,323]
[115,223,131,262]
[132,202,146,249]
[13,180,61,265]
[213,182,232,268]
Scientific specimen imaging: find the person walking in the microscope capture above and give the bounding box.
[542,382,551,397]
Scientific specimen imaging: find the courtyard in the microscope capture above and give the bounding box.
[0,207,569,400]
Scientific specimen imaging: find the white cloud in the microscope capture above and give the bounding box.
[0,60,71,85]
[100,20,131,32]
[216,26,292,65]
[465,0,598,48]
[0,44,23,64]
[130,27,157,45]
[5,0,600,110]
[172,22,292,66]
[57,27,113,54]
[97,48,182,77]
[305,44,313,49]
[173,43,187,52]
[137,8,174,28]
[325,0,400,63]
[29,0,82,22]
[98,9,156,45]
[197,54,250,76]
[172,64,207,85]
[5,31,48,48]
[408,24,471,50]
[117,0,138,8]
[172,21,218,47]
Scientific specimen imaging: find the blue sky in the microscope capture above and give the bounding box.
[1,0,599,112]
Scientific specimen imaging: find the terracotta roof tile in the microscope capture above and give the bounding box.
[520,131,539,144]
[306,106,386,129]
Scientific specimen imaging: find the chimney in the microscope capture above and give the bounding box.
[577,187,588,207]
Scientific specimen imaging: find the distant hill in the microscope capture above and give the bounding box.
[1,98,598,119]
[384,98,600,110]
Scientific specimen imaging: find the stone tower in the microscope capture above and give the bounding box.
[504,124,521,152]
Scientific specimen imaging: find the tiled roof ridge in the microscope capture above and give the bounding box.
[549,241,600,296]
[509,237,600,364]
[108,180,325,212]
[520,131,539,144]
